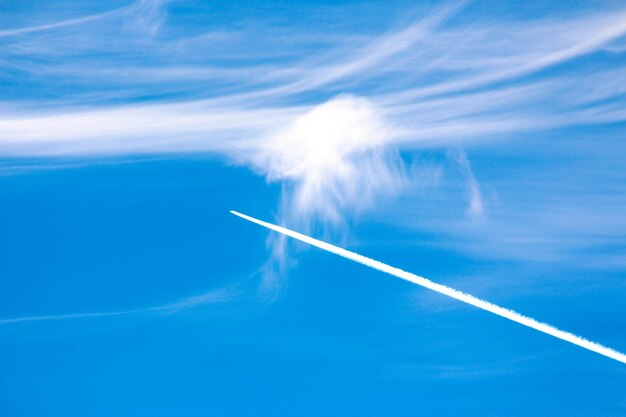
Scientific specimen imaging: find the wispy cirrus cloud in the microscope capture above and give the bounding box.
[1,0,626,273]
[0,285,236,326]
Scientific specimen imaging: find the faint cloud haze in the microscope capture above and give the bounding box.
[451,151,484,217]
[0,286,236,326]
[124,0,167,36]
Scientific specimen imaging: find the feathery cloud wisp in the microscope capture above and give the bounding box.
[0,287,234,326]
[2,1,626,267]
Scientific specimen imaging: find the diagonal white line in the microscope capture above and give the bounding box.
[231,210,626,365]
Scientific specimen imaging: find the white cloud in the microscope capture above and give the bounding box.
[249,95,404,228]
[240,95,407,294]
[2,2,626,273]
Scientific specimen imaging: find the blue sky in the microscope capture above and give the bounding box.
[1,0,626,415]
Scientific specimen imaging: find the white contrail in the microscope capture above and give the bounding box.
[230,210,626,365]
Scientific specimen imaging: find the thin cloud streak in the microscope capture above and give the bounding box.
[0,0,165,39]
[0,8,122,38]
[0,287,233,326]
[2,5,625,163]
[231,210,626,365]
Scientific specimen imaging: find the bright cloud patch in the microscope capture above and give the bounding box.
[250,95,405,228]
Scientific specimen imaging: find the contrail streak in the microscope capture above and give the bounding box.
[230,210,626,365]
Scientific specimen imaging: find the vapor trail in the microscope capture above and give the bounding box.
[230,210,626,365]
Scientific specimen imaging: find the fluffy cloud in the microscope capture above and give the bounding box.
[249,95,405,229]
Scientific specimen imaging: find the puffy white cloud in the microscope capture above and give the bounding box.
[249,95,405,228]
